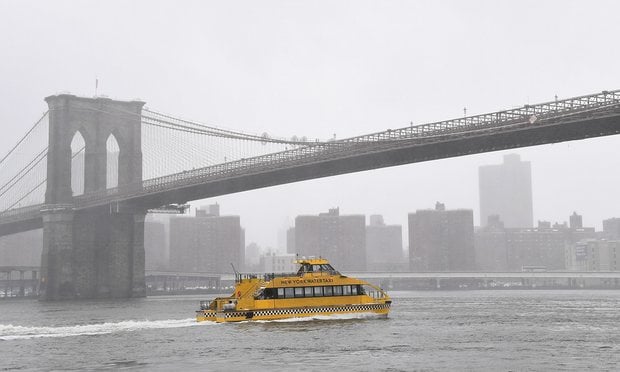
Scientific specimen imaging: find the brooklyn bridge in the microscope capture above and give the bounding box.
[0,90,619,300]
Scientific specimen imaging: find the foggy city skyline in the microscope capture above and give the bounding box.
[2,1,619,251]
[3,1,620,370]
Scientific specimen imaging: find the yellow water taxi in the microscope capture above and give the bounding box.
[196,257,391,322]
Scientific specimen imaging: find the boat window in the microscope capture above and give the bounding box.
[324,286,333,296]
[343,285,351,295]
[277,288,285,298]
[298,263,323,274]
[294,287,304,297]
[351,285,358,295]
[263,288,276,299]
[285,287,294,298]
[314,286,323,297]
[333,286,343,296]
[304,287,313,297]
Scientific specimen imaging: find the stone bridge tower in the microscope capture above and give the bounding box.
[40,94,146,300]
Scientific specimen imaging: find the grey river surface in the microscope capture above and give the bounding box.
[1,290,620,371]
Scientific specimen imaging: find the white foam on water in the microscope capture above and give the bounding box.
[0,318,211,341]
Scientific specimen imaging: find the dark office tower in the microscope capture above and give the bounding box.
[169,205,244,273]
[569,212,583,229]
[409,202,475,271]
[366,215,404,271]
[294,208,366,271]
[603,218,620,239]
[479,154,533,228]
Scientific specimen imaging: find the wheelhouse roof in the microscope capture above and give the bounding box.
[294,257,330,265]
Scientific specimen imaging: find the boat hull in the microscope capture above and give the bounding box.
[196,303,390,323]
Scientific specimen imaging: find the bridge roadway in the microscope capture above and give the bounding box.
[1,90,619,237]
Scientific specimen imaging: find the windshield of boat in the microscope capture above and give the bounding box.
[296,263,339,275]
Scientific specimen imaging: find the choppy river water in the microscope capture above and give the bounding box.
[1,290,620,371]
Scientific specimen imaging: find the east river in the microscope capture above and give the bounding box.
[1,290,619,371]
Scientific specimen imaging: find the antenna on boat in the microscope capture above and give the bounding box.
[230,263,239,276]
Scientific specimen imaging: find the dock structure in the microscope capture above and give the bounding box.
[145,270,221,294]
[4,268,620,298]
[0,266,39,298]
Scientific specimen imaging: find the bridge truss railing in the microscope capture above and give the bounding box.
[68,89,620,209]
[346,90,620,143]
[0,204,45,224]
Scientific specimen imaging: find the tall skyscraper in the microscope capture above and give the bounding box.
[294,208,366,271]
[479,154,533,228]
[569,212,583,229]
[409,202,475,271]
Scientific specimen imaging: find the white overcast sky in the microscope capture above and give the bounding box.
[1,0,619,250]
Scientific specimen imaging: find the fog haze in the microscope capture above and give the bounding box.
[1,0,619,249]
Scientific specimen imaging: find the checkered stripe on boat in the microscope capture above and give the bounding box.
[222,303,390,318]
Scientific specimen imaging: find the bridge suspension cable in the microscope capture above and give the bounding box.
[0,147,47,198]
[0,146,85,212]
[0,111,48,167]
[72,104,333,181]
[136,108,332,180]
[0,112,50,212]
[142,109,325,145]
